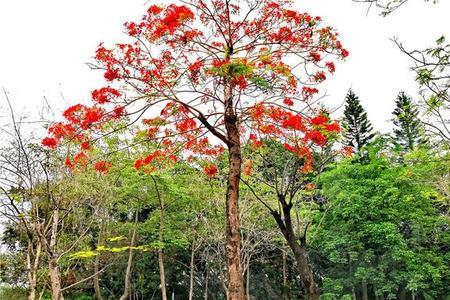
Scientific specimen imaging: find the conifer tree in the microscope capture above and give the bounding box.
[343,89,375,151]
[392,92,425,150]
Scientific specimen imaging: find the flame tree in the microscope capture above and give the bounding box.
[43,1,348,298]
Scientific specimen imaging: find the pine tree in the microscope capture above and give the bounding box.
[392,92,425,150]
[343,89,375,151]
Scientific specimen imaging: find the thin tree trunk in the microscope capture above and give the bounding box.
[204,264,209,300]
[188,240,196,300]
[94,222,104,300]
[352,288,357,300]
[246,259,250,300]
[48,210,64,300]
[362,280,368,300]
[27,238,41,300]
[158,246,167,300]
[152,176,167,300]
[223,75,245,300]
[272,203,319,300]
[282,243,289,300]
[119,211,138,300]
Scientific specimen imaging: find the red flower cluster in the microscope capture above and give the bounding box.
[94,161,112,173]
[91,86,121,104]
[305,131,326,146]
[283,97,294,106]
[42,137,57,148]
[310,115,328,126]
[148,4,195,40]
[63,105,104,129]
[203,164,218,177]
[282,115,304,131]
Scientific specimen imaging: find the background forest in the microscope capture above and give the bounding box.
[1,0,449,300]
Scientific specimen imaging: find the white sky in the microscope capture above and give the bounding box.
[0,0,449,134]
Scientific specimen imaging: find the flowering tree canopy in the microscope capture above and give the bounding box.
[42,1,347,298]
[43,0,346,172]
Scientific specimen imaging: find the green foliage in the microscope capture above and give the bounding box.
[343,89,375,151]
[315,141,450,299]
[392,92,426,150]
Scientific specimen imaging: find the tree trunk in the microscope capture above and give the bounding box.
[204,264,209,300]
[119,211,138,300]
[188,240,196,300]
[27,239,41,300]
[223,76,245,300]
[152,176,168,300]
[48,209,64,300]
[94,223,104,300]
[272,204,319,300]
[282,243,289,300]
[246,260,250,300]
[352,288,357,300]
[48,257,64,300]
[362,280,368,300]
[158,248,167,300]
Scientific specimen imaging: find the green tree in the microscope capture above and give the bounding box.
[316,139,450,300]
[392,92,425,150]
[343,89,375,151]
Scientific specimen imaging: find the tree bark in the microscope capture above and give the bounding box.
[246,259,250,300]
[94,222,104,300]
[272,203,319,300]
[204,264,209,300]
[48,210,64,300]
[27,238,41,300]
[158,248,167,300]
[188,240,196,300]
[119,211,138,300]
[223,75,245,300]
[152,176,168,300]
[48,257,64,300]
[282,243,289,300]
[362,280,368,300]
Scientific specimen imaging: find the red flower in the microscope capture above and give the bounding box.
[310,51,321,62]
[65,157,74,169]
[91,86,121,104]
[148,5,163,15]
[310,115,328,126]
[113,106,125,119]
[104,68,121,81]
[283,97,294,106]
[244,160,253,176]
[203,164,218,177]
[324,122,340,133]
[63,104,86,124]
[314,71,326,82]
[188,60,204,83]
[302,87,319,96]
[73,152,88,166]
[42,137,57,148]
[343,145,353,158]
[282,115,304,131]
[49,123,76,139]
[325,62,335,73]
[94,161,112,173]
[83,107,104,127]
[81,141,92,151]
[341,49,349,58]
[305,131,327,146]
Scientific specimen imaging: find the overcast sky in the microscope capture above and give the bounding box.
[0,0,449,133]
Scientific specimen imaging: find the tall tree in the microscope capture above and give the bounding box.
[42,1,348,298]
[343,89,375,151]
[392,92,425,150]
